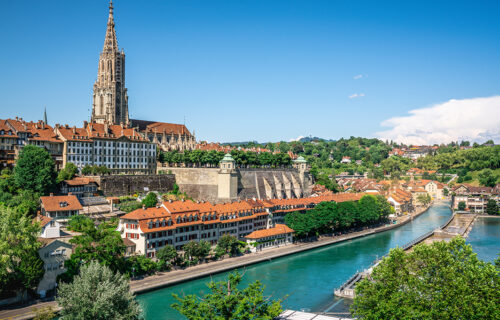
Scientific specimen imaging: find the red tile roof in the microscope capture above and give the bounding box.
[41,194,83,212]
[130,119,192,136]
[33,214,53,228]
[245,224,294,239]
[63,177,97,186]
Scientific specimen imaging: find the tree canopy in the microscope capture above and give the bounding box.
[172,271,282,320]
[57,162,78,183]
[0,206,44,297]
[284,195,393,238]
[57,261,142,320]
[351,237,500,320]
[141,192,158,208]
[14,145,56,195]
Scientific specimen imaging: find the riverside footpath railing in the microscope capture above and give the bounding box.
[334,212,456,299]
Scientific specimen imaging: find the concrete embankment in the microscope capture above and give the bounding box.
[131,213,421,294]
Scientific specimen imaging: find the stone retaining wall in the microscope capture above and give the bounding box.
[88,174,176,196]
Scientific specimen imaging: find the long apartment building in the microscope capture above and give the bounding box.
[452,184,500,213]
[117,193,364,257]
[0,118,156,174]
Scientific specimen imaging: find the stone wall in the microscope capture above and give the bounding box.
[158,166,313,203]
[158,167,220,203]
[88,174,175,196]
[238,168,312,200]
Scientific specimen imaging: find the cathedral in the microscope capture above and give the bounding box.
[91,1,196,152]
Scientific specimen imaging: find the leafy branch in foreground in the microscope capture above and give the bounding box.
[351,237,500,320]
[172,271,283,320]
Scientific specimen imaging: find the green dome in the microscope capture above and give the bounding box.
[221,153,235,162]
[293,156,307,163]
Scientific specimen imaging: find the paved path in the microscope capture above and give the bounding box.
[0,214,418,320]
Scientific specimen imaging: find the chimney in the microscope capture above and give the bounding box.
[68,192,73,195]
[83,121,88,128]
[50,193,54,197]
[142,205,146,210]
[169,199,172,203]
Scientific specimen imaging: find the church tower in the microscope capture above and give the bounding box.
[91,0,129,125]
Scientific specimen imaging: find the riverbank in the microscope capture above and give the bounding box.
[0,205,432,320]
[131,204,432,294]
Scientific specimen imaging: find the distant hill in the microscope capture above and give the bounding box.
[298,136,336,143]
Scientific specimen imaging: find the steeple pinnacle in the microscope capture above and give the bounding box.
[108,0,114,24]
[103,0,118,53]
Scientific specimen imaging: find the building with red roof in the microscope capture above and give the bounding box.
[40,193,83,225]
[117,193,366,257]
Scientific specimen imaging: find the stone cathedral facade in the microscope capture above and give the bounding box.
[91,1,196,152]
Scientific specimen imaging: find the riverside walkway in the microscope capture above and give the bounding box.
[334,210,477,299]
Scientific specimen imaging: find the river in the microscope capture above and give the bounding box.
[466,216,500,263]
[137,202,457,319]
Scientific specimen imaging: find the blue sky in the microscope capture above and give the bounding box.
[1,0,499,144]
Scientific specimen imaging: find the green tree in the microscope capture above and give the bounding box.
[172,271,282,320]
[375,194,393,219]
[458,201,467,211]
[141,192,158,208]
[357,195,379,224]
[215,235,241,257]
[284,212,313,238]
[157,244,178,268]
[14,145,56,195]
[126,255,157,277]
[57,162,78,183]
[315,173,339,192]
[478,169,498,187]
[0,206,44,297]
[67,215,95,233]
[7,189,40,216]
[33,306,56,320]
[486,199,498,215]
[417,193,431,206]
[351,237,500,320]
[61,222,126,282]
[57,261,142,320]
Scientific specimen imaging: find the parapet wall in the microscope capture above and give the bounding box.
[88,174,176,196]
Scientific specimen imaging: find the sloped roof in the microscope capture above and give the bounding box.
[130,119,192,136]
[245,224,294,239]
[63,177,97,186]
[40,194,83,212]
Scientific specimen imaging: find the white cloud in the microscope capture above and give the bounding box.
[349,93,365,99]
[289,135,305,142]
[353,74,363,80]
[376,96,500,145]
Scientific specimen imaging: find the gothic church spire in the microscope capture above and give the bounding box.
[103,0,118,53]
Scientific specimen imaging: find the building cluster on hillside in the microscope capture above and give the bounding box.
[117,193,364,257]
[451,184,500,214]
[336,175,448,216]
[388,145,438,160]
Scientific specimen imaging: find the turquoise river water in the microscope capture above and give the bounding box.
[136,203,499,319]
